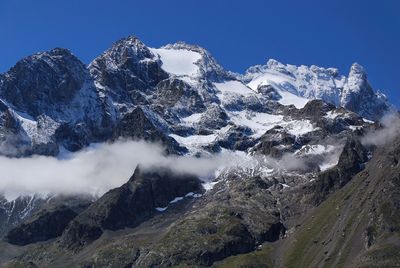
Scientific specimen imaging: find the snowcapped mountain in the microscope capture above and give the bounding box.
[0,35,399,267]
[0,35,394,158]
[0,35,391,226]
[243,59,393,120]
[0,48,110,156]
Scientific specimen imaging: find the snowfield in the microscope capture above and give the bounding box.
[151,47,202,76]
[228,111,285,138]
[214,81,255,96]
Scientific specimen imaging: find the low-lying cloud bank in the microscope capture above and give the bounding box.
[0,141,245,200]
[0,136,349,200]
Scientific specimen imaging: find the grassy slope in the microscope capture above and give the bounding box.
[283,139,400,268]
[212,244,274,268]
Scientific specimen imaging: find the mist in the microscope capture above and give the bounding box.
[0,136,348,200]
[0,140,246,200]
[361,113,400,146]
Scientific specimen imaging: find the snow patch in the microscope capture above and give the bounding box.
[151,48,202,76]
[169,196,184,204]
[276,88,309,108]
[202,181,218,191]
[170,133,218,152]
[182,112,204,125]
[229,111,284,138]
[246,69,309,108]
[325,110,340,120]
[185,192,202,198]
[296,144,335,156]
[155,191,202,212]
[214,80,255,96]
[283,120,316,136]
[280,183,290,188]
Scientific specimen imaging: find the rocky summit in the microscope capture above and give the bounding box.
[0,35,399,267]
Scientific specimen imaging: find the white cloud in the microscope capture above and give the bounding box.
[0,136,349,200]
[0,140,241,200]
[361,113,400,146]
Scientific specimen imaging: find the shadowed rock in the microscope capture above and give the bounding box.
[59,166,203,249]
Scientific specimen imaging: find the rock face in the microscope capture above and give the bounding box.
[0,48,108,155]
[0,48,86,115]
[89,36,168,109]
[136,174,286,267]
[6,207,77,246]
[253,126,297,157]
[308,137,368,204]
[111,106,186,154]
[341,63,391,120]
[59,166,203,249]
[0,195,92,242]
[0,195,46,237]
[5,197,91,246]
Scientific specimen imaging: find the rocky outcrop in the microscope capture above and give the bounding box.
[111,106,186,154]
[5,197,91,245]
[341,63,392,121]
[217,125,256,151]
[59,166,203,249]
[0,48,86,116]
[299,99,336,119]
[0,195,92,241]
[0,48,109,155]
[89,36,168,106]
[153,78,206,115]
[0,195,46,238]
[309,137,368,204]
[252,126,297,157]
[136,175,285,267]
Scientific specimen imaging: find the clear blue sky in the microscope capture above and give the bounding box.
[0,0,399,107]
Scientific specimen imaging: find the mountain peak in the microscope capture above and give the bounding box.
[243,58,393,120]
[88,35,156,72]
[3,48,98,94]
[47,47,75,57]
[153,41,230,81]
[266,58,284,68]
[23,48,81,67]
[340,62,392,120]
[89,35,163,84]
[349,62,367,79]
[116,35,144,45]
[350,62,365,72]
[163,41,211,56]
